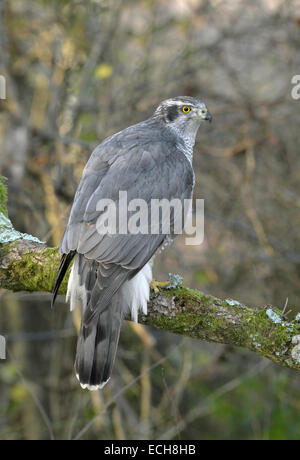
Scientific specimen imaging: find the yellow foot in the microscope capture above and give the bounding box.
[150,279,171,294]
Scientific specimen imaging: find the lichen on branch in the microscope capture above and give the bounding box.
[144,287,300,371]
[0,177,44,246]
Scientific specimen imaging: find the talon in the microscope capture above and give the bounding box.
[150,280,171,294]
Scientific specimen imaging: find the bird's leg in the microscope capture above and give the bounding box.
[150,279,171,294]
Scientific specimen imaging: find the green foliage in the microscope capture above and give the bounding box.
[0,177,8,217]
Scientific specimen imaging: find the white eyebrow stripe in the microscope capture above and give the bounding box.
[164,100,192,106]
[163,100,206,109]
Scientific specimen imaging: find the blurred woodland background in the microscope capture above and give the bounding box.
[0,0,300,440]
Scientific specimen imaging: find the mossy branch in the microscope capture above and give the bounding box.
[1,176,300,371]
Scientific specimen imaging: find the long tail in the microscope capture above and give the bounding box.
[65,254,124,390]
[75,292,123,390]
[52,252,151,390]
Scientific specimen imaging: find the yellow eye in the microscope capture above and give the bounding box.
[182,106,191,113]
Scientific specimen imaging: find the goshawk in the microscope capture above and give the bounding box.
[52,96,212,390]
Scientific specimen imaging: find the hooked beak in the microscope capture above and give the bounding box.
[194,108,212,123]
[204,110,212,123]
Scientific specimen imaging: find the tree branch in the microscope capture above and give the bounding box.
[1,177,300,371]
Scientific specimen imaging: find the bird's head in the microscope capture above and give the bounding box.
[153,96,212,149]
[153,96,212,124]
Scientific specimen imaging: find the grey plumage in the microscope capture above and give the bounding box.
[52,96,212,390]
